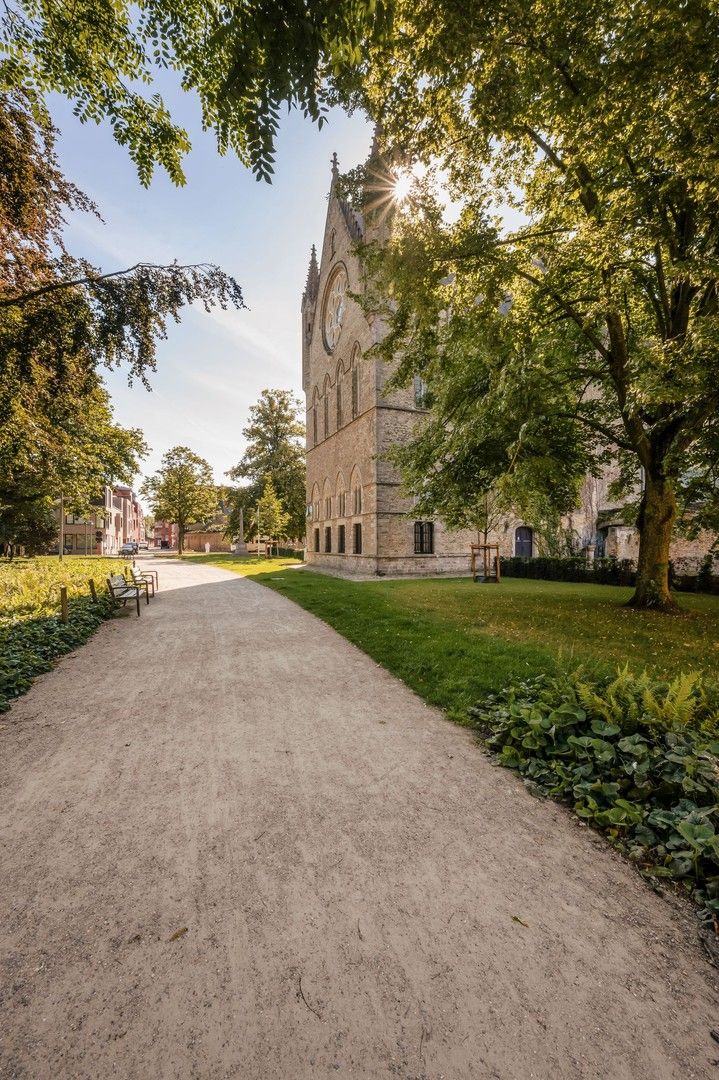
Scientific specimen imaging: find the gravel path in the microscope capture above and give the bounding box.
[0,557,716,1079]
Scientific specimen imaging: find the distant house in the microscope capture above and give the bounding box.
[153,521,178,549]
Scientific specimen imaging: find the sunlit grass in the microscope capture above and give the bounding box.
[176,553,303,577]
[247,570,719,723]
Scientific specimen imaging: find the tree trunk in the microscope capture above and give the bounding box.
[627,472,678,611]
[178,523,184,555]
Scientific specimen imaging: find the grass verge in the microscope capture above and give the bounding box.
[182,556,719,723]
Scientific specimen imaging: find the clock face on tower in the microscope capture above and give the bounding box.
[322,266,348,352]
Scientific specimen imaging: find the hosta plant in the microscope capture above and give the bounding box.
[470,666,719,927]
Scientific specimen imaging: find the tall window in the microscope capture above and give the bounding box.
[338,524,346,554]
[325,496,332,518]
[515,526,533,558]
[338,491,346,516]
[414,521,434,554]
[312,402,318,445]
[323,393,329,437]
[353,486,362,514]
[414,375,428,408]
[336,379,343,427]
[353,522,362,554]
[314,528,320,552]
[351,365,359,419]
[324,526,332,553]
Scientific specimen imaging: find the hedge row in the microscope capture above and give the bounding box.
[500,555,636,586]
[500,555,717,593]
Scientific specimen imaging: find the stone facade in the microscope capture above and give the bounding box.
[302,157,715,578]
[302,159,479,577]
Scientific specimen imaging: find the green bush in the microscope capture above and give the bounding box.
[0,595,118,711]
[0,558,123,712]
[469,666,719,925]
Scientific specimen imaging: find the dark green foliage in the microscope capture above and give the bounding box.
[502,556,636,587]
[0,594,117,711]
[470,668,719,924]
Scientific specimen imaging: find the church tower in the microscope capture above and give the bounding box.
[301,149,478,576]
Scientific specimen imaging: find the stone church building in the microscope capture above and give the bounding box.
[302,154,712,577]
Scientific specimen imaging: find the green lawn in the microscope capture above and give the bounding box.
[183,555,719,723]
[172,553,302,577]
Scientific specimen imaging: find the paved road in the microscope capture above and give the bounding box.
[1,558,716,1079]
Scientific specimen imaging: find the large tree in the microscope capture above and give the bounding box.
[0,0,392,183]
[342,0,719,610]
[141,447,218,554]
[227,389,306,541]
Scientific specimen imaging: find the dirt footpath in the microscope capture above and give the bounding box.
[0,557,716,1080]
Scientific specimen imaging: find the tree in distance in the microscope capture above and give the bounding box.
[346,0,719,610]
[253,477,290,554]
[141,447,218,555]
[227,389,306,543]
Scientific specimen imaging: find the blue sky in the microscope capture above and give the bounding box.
[49,85,373,499]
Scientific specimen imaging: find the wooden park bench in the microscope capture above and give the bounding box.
[132,564,159,592]
[130,566,155,599]
[107,574,146,616]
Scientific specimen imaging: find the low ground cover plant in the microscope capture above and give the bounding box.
[470,666,719,925]
[0,558,121,711]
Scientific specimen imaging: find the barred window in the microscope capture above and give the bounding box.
[324,526,332,553]
[338,491,346,517]
[325,496,332,518]
[353,487,362,514]
[353,522,362,554]
[414,375,428,408]
[314,528,320,552]
[338,524,346,553]
[414,521,434,554]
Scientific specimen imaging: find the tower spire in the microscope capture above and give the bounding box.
[330,151,340,188]
[303,243,319,305]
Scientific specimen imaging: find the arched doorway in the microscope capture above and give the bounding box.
[515,526,533,558]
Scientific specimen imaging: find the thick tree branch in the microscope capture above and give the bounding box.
[514,268,611,359]
[0,262,218,308]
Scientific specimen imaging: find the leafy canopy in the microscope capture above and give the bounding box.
[141,446,218,549]
[1,0,393,183]
[344,0,719,606]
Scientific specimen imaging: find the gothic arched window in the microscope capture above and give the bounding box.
[322,265,348,352]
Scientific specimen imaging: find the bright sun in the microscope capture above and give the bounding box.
[392,170,413,203]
